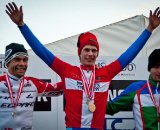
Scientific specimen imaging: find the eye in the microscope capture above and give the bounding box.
[92,49,97,53]
[14,57,21,62]
[84,48,90,52]
[23,57,28,62]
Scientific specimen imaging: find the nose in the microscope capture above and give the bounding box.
[19,60,27,66]
[88,50,94,55]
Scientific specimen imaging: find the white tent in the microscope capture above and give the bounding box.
[28,15,160,57]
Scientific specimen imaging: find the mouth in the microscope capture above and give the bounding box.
[86,58,95,61]
[156,75,160,78]
[15,67,27,72]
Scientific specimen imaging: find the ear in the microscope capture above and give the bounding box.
[79,55,81,61]
[6,62,10,68]
[96,52,99,57]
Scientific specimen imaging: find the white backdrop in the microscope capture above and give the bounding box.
[28,15,160,58]
[0,54,149,130]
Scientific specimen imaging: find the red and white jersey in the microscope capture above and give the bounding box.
[0,73,63,130]
[51,57,122,129]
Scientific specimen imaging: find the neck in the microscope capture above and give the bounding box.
[80,64,95,70]
[7,72,22,81]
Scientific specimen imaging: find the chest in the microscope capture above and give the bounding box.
[0,80,38,110]
[134,87,160,107]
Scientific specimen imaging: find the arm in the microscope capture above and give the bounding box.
[19,24,54,67]
[5,2,55,67]
[118,7,160,69]
[41,81,64,97]
[96,8,160,80]
[107,84,137,115]
[29,77,64,97]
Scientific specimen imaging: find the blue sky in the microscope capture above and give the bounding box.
[0,0,160,54]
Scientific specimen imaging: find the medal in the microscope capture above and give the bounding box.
[5,74,24,118]
[88,101,96,113]
[80,65,96,113]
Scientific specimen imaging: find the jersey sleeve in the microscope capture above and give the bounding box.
[29,77,64,97]
[102,29,151,80]
[19,24,72,78]
[19,24,55,67]
[106,83,138,115]
[117,29,151,69]
[103,60,122,80]
[40,81,64,97]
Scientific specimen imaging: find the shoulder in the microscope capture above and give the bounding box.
[125,80,147,92]
[130,80,146,87]
[0,74,6,81]
[24,76,43,82]
[24,76,47,86]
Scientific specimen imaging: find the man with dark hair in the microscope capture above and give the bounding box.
[0,42,63,129]
[107,49,160,129]
[6,2,160,130]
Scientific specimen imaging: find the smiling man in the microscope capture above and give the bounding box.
[0,43,63,129]
[5,43,28,78]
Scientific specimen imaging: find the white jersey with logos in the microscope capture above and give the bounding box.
[0,73,63,130]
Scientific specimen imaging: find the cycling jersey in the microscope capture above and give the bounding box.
[0,73,63,130]
[107,76,160,130]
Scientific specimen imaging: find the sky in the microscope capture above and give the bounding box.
[0,0,160,54]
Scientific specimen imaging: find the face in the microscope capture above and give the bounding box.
[7,56,28,78]
[150,65,160,82]
[79,45,98,66]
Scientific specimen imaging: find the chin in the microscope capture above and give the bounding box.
[156,79,160,82]
[153,78,160,82]
[86,63,95,66]
[17,73,25,78]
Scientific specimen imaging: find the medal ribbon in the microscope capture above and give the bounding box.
[147,81,160,110]
[80,65,95,100]
[147,81,160,124]
[5,74,24,108]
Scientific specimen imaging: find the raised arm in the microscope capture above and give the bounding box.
[6,2,55,67]
[118,7,160,69]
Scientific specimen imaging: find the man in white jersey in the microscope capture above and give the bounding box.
[0,43,63,130]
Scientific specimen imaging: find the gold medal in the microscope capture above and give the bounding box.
[88,101,96,113]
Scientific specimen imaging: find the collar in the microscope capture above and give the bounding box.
[80,65,95,71]
[7,72,23,81]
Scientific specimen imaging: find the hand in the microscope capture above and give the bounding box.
[6,2,24,26]
[147,7,160,32]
